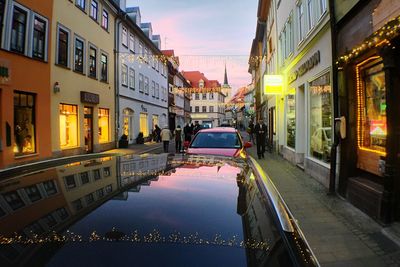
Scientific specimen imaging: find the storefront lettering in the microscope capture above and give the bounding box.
[80,91,99,104]
[288,51,321,84]
[141,104,148,112]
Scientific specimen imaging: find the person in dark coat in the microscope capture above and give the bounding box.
[183,123,192,142]
[193,121,201,135]
[248,120,255,144]
[254,119,267,159]
[174,125,183,153]
[154,125,161,142]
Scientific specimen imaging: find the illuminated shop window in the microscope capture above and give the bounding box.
[361,63,386,153]
[123,108,134,140]
[309,72,332,163]
[286,93,296,149]
[152,115,159,130]
[98,108,109,143]
[59,104,78,149]
[14,91,36,156]
[140,113,149,137]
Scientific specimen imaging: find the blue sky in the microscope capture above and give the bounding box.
[126,0,258,91]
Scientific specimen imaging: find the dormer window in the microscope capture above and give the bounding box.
[199,80,204,88]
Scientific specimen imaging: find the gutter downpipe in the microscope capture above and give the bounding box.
[114,12,123,148]
[328,0,339,194]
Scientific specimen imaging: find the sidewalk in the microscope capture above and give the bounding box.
[246,145,400,266]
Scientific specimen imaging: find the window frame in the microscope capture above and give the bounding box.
[129,68,135,89]
[122,26,128,47]
[10,4,28,54]
[139,73,144,93]
[101,8,109,31]
[76,0,86,11]
[56,23,71,67]
[73,35,85,74]
[90,0,98,21]
[121,64,128,86]
[129,33,135,52]
[32,14,48,61]
[88,43,97,78]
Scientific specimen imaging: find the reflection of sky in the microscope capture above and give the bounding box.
[126,0,258,92]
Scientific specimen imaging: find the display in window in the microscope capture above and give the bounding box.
[362,63,386,152]
[14,92,36,155]
[309,72,332,163]
[98,108,109,143]
[59,104,78,148]
[286,94,296,149]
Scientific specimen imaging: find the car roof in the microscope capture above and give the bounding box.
[198,127,237,133]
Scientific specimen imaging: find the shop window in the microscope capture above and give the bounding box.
[14,91,36,156]
[98,108,109,143]
[123,108,134,141]
[140,113,149,137]
[32,17,46,60]
[286,94,296,149]
[10,6,27,54]
[152,115,159,131]
[309,72,332,163]
[59,104,78,149]
[361,63,386,153]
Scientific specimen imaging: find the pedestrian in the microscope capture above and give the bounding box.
[184,123,192,142]
[254,119,267,159]
[193,121,201,135]
[154,124,161,142]
[174,125,183,153]
[248,120,255,144]
[160,126,172,153]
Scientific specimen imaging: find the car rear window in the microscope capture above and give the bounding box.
[190,132,242,148]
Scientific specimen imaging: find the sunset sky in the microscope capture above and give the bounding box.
[126,0,258,93]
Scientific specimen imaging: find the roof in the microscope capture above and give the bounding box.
[161,50,175,57]
[181,71,221,88]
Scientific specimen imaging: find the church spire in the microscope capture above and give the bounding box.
[223,63,229,86]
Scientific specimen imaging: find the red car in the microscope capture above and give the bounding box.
[185,127,252,157]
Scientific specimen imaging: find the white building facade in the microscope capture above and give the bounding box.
[116,6,168,144]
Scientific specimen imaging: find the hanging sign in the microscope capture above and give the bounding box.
[264,75,283,95]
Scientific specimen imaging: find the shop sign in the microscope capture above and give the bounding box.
[80,91,99,104]
[288,51,321,84]
[141,104,147,112]
[264,75,283,95]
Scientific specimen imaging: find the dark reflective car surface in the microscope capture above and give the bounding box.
[0,154,318,267]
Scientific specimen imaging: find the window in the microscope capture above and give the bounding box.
[195,106,199,113]
[57,27,69,67]
[54,208,69,220]
[90,0,98,20]
[98,108,109,143]
[195,93,199,100]
[129,34,134,52]
[139,73,144,92]
[209,93,214,99]
[105,185,112,194]
[59,104,78,148]
[190,106,192,112]
[10,6,27,53]
[121,64,128,86]
[0,0,5,44]
[85,193,94,205]
[64,175,76,189]
[89,46,97,78]
[140,113,149,137]
[122,27,128,47]
[42,214,57,227]
[72,199,83,211]
[298,1,304,41]
[3,191,25,210]
[360,63,386,153]
[97,188,104,198]
[76,0,86,10]
[93,169,101,180]
[307,0,314,30]
[319,0,327,16]
[155,83,159,98]
[144,77,149,94]
[103,167,111,177]
[74,38,84,73]
[14,91,36,156]
[139,42,143,56]
[129,68,135,89]
[199,80,204,88]
[25,185,42,202]
[309,72,332,163]
[286,94,296,149]
[144,47,148,62]
[33,17,46,60]
[202,106,206,113]
[43,180,57,196]
[100,53,108,81]
[209,106,214,113]
[101,9,108,30]
[80,172,90,185]
[151,81,155,97]
[202,93,206,100]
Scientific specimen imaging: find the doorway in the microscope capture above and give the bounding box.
[84,107,93,153]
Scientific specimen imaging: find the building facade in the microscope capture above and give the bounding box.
[51,0,117,157]
[0,0,53,168]
[334,0,400,223]
[116,5,168,144]
[182,71,226,128]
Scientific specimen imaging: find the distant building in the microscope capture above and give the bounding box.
[182,71,225,127]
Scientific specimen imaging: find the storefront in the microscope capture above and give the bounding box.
[337,11,400,223]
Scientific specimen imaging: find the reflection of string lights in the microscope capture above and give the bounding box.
[0,230,269,251]
[355,56,386,156]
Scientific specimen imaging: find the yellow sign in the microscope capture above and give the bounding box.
[264,75,283,95]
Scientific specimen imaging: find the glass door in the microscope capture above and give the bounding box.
[84,107,93,153]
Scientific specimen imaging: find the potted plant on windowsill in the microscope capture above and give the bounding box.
[119,134,129,148]
[136,132,144,144]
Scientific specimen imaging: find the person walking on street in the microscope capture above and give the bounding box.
[154,125,161,142]
[254,119,267,159]
[248,120,255,144]
[184,123,192,142]
[174,125,183,153]
[160,126,172,153]
[193,121,201,135]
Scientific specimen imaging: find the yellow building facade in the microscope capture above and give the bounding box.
[51,0,117,156]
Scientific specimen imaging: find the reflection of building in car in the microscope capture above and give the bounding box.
[310,127,332,161]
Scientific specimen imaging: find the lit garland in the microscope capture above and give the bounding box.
[0,229,270,251]
[337,15,400,65]
[355,56,386,156]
